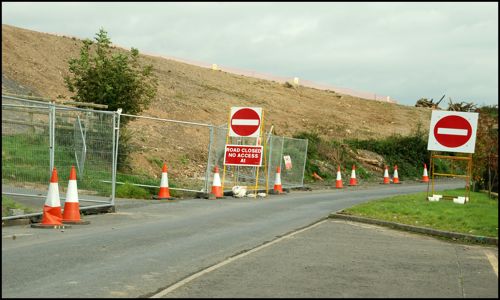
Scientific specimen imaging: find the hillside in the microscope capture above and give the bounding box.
[2,24,432,181]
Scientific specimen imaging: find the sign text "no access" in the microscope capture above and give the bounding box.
[224,145,263,166]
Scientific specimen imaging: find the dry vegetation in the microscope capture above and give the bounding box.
[2,24,432,179]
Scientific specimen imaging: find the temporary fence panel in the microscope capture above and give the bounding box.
[267,135,309,189]
[52,105,117,203]
[116,114,214,195]
[2,94,309,222]
[207,124,308,192]
[2,97,51,196]
[2,95,117,220]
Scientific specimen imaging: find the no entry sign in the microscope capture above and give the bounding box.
[427,110,478,153]
[224,145,263,166]
[228,107,262,138]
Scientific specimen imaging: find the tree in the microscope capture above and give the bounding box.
[473,105,498,195]
[64,28,157,118]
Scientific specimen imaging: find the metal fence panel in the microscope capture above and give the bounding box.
[115,114,214,195]
[2,95,116,219]
[53,106,116,202]
[275,136,309,188]
[2,98,51,195]
[208,124,308,192]
[3,95,309,221]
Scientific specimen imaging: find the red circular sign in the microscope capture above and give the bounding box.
[433,115,472,148]
[231,108,260,136]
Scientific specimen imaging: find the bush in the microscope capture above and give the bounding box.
[345,124,430,179]
[116,182,151,199]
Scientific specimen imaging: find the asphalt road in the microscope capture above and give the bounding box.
[158,219,498,298]
[2,180,497,298]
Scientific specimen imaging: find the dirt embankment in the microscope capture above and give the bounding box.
[2,24,432,178]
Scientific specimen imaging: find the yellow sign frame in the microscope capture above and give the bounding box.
[222,108,268,197]
[427,151,473,202]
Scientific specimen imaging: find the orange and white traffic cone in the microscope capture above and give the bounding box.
[273,166,284,194]
[335,166,343,189]
[210,166,224,199]
[155,163,174,200]
[421,163,429,182]
[31,167,69,229]
[348,165,357,186]
[382,166,390,184]
[63,166,90,224]
[392,165,401,184]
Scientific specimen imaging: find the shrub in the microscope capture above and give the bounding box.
[116,182,150,199]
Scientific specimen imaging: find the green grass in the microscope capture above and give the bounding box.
[116,182,151,199]
[342,189,498,238]
[3,133,189,199]
[2,196,35,217]
[3,134,155,197]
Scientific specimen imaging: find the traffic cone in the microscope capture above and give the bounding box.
[210,166,224,199]
[335,166,343,189]
[273,166,284,194]
[63,166,90,224]
[382,166,390,184]
[31,167,70,229]
[312,172,324,181]
[421,163,429,182]
[349,165,357,186]
[154,163,174,200]
[392,165,401,184]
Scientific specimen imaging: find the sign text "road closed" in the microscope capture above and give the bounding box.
[224,145,263,166]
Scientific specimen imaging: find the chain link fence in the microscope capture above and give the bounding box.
[115,114,215,196]
[2,96,308,220]
[114,116,307,197]
[2,95,118,220]
[207,124,308,193]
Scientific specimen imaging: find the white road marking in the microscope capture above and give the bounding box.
[437,128,468,136]
[2,233,33,239]
[484,250,498,277]
[150,219,327,298]
[231,119,259,126]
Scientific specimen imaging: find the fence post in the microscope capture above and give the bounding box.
[204,125,215,193]
[49,101,55,174]
[301,139,309,187]
[111,108,122,205]
[266,135,274,190]
[279,136,284,171]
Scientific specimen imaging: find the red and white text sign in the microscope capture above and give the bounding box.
[283,155,292,170]
[224,145,263,166]
[229,107,262,138]
[427,110,478,153]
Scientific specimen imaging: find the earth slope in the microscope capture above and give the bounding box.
[2,24,431,178]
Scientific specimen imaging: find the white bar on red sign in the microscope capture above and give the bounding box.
[232,119,259,126]
[437,128,468,136]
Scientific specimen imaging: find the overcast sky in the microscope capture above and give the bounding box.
[2,2,498,106]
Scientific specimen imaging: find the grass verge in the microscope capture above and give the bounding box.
[341,188,498,238]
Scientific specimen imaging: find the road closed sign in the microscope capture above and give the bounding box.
[224,144,263,166]
[427,110,479,153]
[228,107,262,138]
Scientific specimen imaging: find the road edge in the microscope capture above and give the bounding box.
[329,212,498,246]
